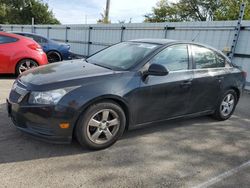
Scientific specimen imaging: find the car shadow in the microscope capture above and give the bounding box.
[0,74,16,79]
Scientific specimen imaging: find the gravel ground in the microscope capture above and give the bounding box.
[0,76,249,188]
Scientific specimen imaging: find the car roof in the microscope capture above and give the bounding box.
[129,38,176,45]
[0,31,27,39]
[129,38,216,48]
[10,31,46,38]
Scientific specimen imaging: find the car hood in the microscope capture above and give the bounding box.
[19,59,116,88]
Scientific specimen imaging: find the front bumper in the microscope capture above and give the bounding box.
[6,99,73,144]
[61,51,73,61]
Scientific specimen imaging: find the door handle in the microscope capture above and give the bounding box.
[180,80,192,88]
[216,76,224,82]
[216,76,224,79]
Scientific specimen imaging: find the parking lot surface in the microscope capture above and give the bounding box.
[0,76,250,188]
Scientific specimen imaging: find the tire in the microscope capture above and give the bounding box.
[213,89,238,121]
[47,51,62,63]
[16,59,39,76]
[76,101,126,150]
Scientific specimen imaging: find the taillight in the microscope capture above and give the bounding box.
[242,71,247,79]
[28,44,43,52]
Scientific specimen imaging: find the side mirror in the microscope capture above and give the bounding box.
[145,64,169,76]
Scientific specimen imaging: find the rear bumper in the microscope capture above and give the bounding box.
[37,52,49,66]
[6,99,73,144]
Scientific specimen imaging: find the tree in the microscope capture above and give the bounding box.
[214,0,250,20]
[97,0,111,24]
[97,9,111,24]
[144,0,250,22]
[0,0,60,24]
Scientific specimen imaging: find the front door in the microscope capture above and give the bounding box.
[134,44,193,125]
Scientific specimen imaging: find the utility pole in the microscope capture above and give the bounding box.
[104,0,110,23]
[31,17,35,33]
[85,14,88,24]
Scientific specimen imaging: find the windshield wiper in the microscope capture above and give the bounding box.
[91,63,114,70]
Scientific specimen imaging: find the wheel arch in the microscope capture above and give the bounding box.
[227,86,241,101]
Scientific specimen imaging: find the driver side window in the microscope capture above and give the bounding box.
[150,44,189,71]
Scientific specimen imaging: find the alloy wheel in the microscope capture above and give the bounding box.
[86,109,120,145]
[220,93,235,117]
[18,60,38,74]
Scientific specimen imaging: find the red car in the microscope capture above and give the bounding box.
[0,32,48,75]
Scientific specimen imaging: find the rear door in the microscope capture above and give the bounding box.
[189,44,226,113]
[134,44,193,124]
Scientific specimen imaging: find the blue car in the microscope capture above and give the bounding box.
[12,32,72,63]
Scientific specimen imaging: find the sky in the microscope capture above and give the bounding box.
[44,0,159,24]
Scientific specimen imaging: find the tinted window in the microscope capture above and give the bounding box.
[88,42,159,70]
[192,45,225,69]
[32,36,42,43]
[216,53,226,67]
[0,35,18,44]
[20,34,34,41]
[24,34,41,43]
[40,37,47,43]
[150,45,189,71]
[20,34,46,44]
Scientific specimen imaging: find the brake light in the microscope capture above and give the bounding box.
[28,44,43,52]
[242,71,247,79]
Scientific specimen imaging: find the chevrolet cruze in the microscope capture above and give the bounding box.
[7,39,246,150]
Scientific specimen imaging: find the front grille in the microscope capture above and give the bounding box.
[9,81,29,103]
[9,91,22,103]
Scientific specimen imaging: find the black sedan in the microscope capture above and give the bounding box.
[7,39,246,150]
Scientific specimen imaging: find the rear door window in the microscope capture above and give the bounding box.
[40,37,48,43]
[24,34,41,43]
[192,45,225,68]
[215,53,226,67]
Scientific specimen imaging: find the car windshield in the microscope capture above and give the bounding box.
[87,42,159,70]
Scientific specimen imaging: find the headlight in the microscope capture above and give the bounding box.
[29,88,75,105]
